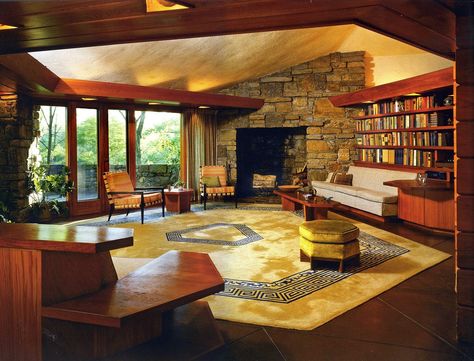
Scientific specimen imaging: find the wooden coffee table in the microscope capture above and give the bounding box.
[165,188,193,213]
[273,190,339,221]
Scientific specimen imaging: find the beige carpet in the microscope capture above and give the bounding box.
[82,207,450,330]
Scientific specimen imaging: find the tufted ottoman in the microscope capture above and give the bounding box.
[299,219,360,272]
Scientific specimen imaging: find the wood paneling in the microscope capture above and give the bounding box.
[424,190,455,231]
[0,248,42,361]
[0,223,133,253]
[455,85,474,122]
[456,49,474,85]
[55,78,264,109]
[398,189,425,225]
[42,251,224,327]
[456,121,474,157]
[0,0,455,58]
[456,159,474,194]
[457,306,474,341]
[457,196,474,233]
[458,269,474,307]
[329,67,453,106]
[456,232,474,269]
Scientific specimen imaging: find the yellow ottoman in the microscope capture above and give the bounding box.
[299,219,360,272]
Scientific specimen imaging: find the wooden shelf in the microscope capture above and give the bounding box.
[356,145,454,150]
[353,161,453,173]
[353,105,453,120]
[356,125,454,134]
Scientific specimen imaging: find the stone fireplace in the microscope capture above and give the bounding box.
[236,127,306,197]
[216,51,366,191]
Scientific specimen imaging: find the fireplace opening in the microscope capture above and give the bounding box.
[236,127,307,198]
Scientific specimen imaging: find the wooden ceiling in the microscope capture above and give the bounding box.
[0,0,455,108]
[0,0,455,57]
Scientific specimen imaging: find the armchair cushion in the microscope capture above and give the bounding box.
[201,176,221,187]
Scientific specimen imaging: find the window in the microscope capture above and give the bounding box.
[135,111,181,187]
[108,109,128,172]
[29,105,68,201]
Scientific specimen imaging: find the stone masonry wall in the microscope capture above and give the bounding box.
[216,51,365,183]
[0,95,36,221]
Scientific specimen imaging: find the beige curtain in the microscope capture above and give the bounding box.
[180,109,217,197]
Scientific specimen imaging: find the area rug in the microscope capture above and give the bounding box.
[77,208,450,330]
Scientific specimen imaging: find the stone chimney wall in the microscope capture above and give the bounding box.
[0,95,36,221]
[217,51,365,182]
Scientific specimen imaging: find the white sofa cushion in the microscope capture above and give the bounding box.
[349,166,417,195]
[356,189,398,204]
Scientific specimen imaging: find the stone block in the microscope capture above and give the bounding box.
[283,82,306,97]
[342,51,365,58]
[249,90,261,97]
[307,159,326,169]
[306,134,323,140]
[307,140,330,152]
[265,97,292,103]
[261,76,293,83]
[292,69,313,75]
[338,148,351,161]
[326,74,342,82]
[219,129,236,141]
[327,82,341,92]
[297,74,316,92]
[249,114,265,120]
[217,145,227,157]
[348,67,365,74]
[248,82,260,88]
[261,83,283,97]
[347,61,365,68]
[332,62,347,68]
[310,55,331,67]
[314,98,345,116]
[275,102,292,113]
[307,169,328,181]
[292,97,308,109]
[257,103,276,114]
[307,127,322,135]
[322,127,342,134]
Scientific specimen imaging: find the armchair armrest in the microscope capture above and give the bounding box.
[135,187,165,191]
[109,191,144,195]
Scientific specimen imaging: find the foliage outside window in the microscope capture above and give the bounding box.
[135,111,181,187]
[108,109,128,172]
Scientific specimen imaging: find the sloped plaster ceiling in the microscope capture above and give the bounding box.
[30,25,453,92]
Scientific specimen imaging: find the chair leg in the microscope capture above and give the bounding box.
[108,204,115,222]
[338,259,344,273]
[126,209,130,216]
[162,202,165,217]
[234,194,238,208]
[203,194,207,210]
[141,206,144,224]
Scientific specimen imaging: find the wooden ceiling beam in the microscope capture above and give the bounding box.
[0,53,60,93]
[329,67,453,106]
[0,0,455,58]
[54,78,264,109]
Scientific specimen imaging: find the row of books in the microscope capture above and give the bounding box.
[365,95,439,115]
[358,149,435,167]
[357,131,453,147]
[356,112,452,130]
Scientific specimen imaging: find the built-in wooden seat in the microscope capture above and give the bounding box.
[43,250,224,328]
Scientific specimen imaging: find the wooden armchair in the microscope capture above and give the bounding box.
[103,171,165,224]
[200,165,237,210]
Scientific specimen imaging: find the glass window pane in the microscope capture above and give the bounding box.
[76,108,98,201]
[135,111,181,188]
[108,109,127,172]
[28,105,68,202]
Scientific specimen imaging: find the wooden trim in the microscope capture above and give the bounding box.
[332,204,391,223]
[0,53,60,92]
[355,145,454,150]
[353,161,453,174]
[55,78,264,110]
[356,126,454,134]
[329,67,454,106]
[353,106,454,120]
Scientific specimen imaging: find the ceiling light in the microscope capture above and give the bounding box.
[0,94,17,100]
[81,97,97,101]
[198,105,210,109]
[0,24,17,31]
[404,93,421,96]
[146,0,193,12]
[148,102,161,105]
[361,101,374,104]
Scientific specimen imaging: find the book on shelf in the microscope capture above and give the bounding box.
[365,95,438,115]
[358,148,435,167]
[360,131,453,147]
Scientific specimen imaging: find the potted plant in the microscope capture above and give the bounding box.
[173,179,185,190]
[27,163,74,222]
[0,200,12,223]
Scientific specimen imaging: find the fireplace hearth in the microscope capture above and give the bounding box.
[236,127,306,198]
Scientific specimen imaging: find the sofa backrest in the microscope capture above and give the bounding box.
[348,166,418,195]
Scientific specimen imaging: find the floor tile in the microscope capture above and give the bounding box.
[196,329,286,361]
[269,332,471,361]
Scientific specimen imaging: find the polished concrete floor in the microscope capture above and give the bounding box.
[93,209,474,361]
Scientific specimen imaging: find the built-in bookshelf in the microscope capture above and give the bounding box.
[329,67,454,180]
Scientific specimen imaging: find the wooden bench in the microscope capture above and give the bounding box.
[42,250,224,360]
[0,224,224,361]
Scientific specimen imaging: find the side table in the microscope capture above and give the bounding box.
[165,188,193,213]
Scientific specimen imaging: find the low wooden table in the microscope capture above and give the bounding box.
[273,190,339,220]
[165,188,193,213]
[384,179,454,232]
